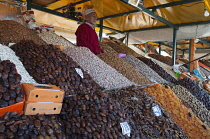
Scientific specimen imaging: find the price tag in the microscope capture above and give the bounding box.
[149,78,157,83]
[120,122,131,137]
[130,97,138,100]
[152,105,162,116]
[75,68,84,78]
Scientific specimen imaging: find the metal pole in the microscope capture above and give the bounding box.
[171,28,177,66]
[126,32,129,46]
[159,42,161,54]
[27,0,32,10]
[188,40,192,72]
[182,50,185,56]
[99,19,103,42]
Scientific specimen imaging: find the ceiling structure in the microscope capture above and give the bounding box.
[11,0,210,54]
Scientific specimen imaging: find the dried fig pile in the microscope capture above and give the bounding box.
[0,60,24,108]
[60,90,140,139]
[137,57,177,83]
[0,20,46,46]
[108,86,189,138]
[145,84,210,138]
[0,112,66,139]
[176,78,210,110]
[10,40,100,96]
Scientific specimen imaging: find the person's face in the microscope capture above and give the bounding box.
[85,12,97,25]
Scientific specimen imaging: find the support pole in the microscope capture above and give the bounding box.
[188,39,195,72]
[182,50,185,56]
[27,0,32,10]
[171,28,177,66]
[126,32,129,46]
[158,42,161,54]
[99,19,103,42]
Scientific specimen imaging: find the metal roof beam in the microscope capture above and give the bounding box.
[120,0,179,29]
[98,10,140,20]
[198,39,210,47]
[54,0,90,11]
[147,0,202,10]
[153,42,184,51]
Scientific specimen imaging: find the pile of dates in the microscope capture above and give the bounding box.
[0,112,66,139]
[176,78,210,110]
[108,86,189,139]
[60,90,141,139]
[11,40,100,96]
[137,57,177,83]
[0,60,24,107]
[148,54,178,66]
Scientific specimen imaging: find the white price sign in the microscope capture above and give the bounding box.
[152,105,162,116]
[75,68,84,78]
[120,122,131,137]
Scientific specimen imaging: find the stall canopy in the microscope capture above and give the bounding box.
[8,0,210,46]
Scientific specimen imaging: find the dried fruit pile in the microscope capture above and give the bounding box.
[145,84,210,138]
[0,20,46,46]
[200,59,210,68]
[63,47,135,89]
[0,60,24,108]
[60,90,140,138]
[0,112,66,138]
[11,40,100,96]
[102,38,141,57]
[137,57,177,83]
[0,44,36,83]
[98,53,152,85]
[108,86,189,138]
[123,55,169,83]
[100,42,118,54]
[148,54,178,66]
[176,78,210,110]
[38,31,76,47]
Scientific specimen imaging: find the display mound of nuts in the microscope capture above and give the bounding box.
[108,86,189,138]
[98,53,152,85]
[0,112,66,139]
[0,60,24,108]
[145,84,210,138]
[0,20,46,46]
[137,57,177,83]
[60,90,141,138]
[148,54,178,66]
[10,40,100,96]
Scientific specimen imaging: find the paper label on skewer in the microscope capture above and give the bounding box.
[75,68,84,78]
[152,105,162,116]
[130,97,138,100]
[120,122,131,137]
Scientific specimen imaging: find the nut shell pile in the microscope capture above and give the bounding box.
[60,90,141,138]
[137,57,177,83]
[63,47,135,89]
[0,112,66,139]
[0,44,36,83]
[169,84,210,127]
[176,78,210,110]
[123,55,169,83]
[10,40,100,96]
[38,31,76,47]
[108,86,189,138]
[0,60,24,108]
[100,42,118,54]
[145,83,210,138]
[148,54,178,66]
[0,20,46,46]
[98,53,152,85]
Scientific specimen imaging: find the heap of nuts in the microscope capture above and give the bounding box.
[0,112,66,139]
[108,86,189,138]
[100,42,118,54]
[11,40,100,96]
[0,20,46,46]
[176,78,210,110]
[60,90,141,138]
[0,60,24,108]
[137,57,177,83]
[98,53,152,85]
[145,84,210,138]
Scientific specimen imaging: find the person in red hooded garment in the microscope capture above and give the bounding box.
[75,9,104,55]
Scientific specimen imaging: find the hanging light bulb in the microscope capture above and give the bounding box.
[204,7,210,17]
